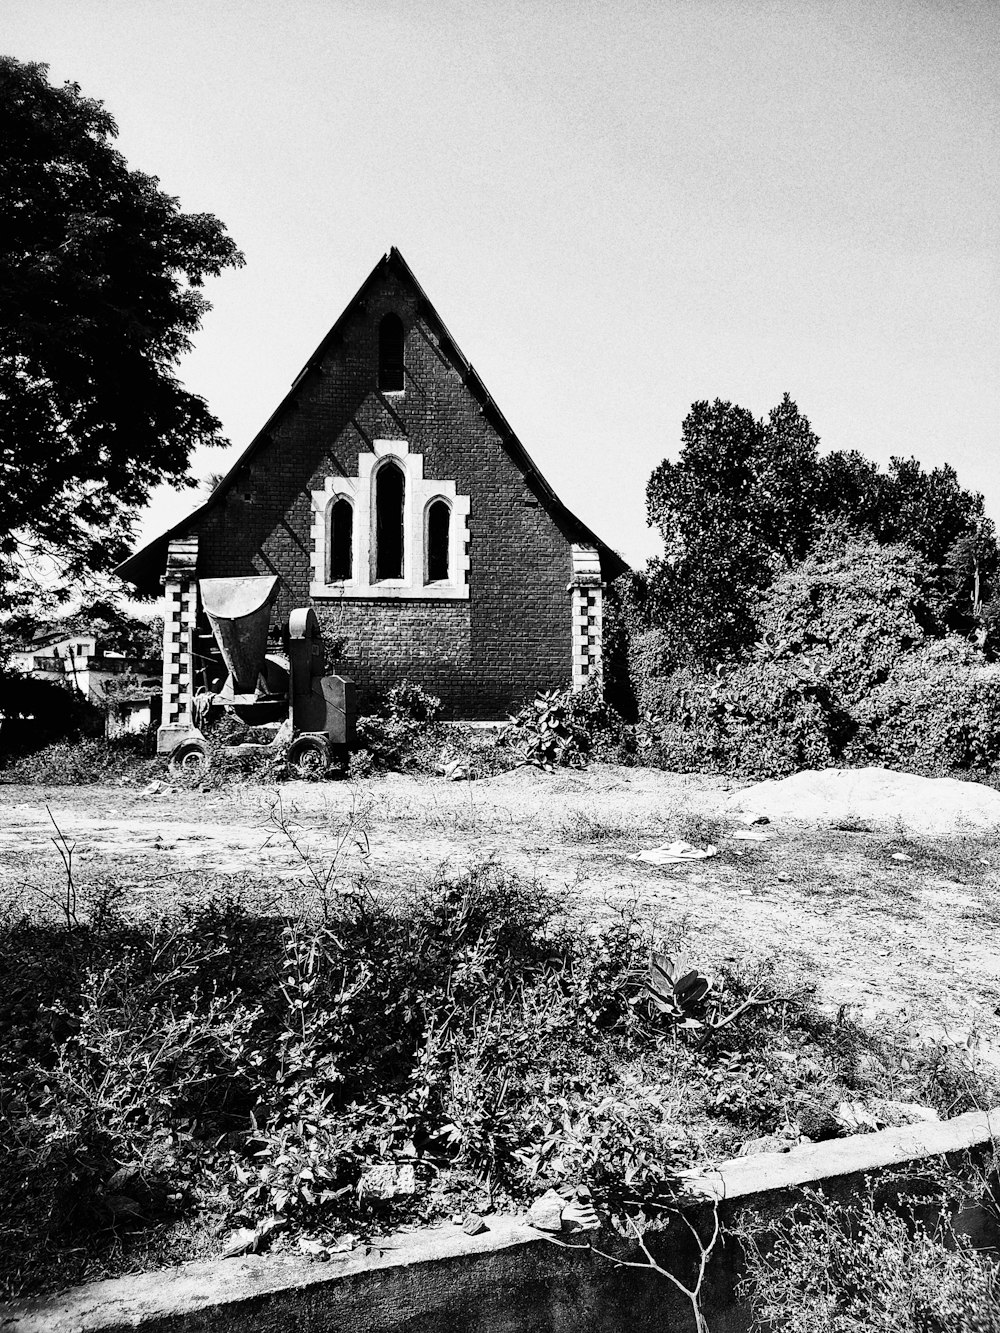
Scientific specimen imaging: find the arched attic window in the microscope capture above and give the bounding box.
[375,460,405,580]
[378,314,405,392]
[425,498,451,583]
[328,497,353,581]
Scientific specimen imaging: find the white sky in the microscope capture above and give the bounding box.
[7,0,999,568]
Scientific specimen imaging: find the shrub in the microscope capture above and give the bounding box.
[500,684,636,770]
[352,679,445,773]
[0,672,103,753]
[0,733,155,785]
[846,640,1000,775]
[383,680,442,725]
[742,1186,1000,1332]
[628,532,1000,780]
[502,689,589,769]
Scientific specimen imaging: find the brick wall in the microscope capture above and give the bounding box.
[191,268,578,718]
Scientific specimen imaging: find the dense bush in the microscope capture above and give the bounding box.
[0,732,155,785]
[0,672,103,754]
[353,679,444,772]
[627,533,1000,780]
[742,1187,1000,1332]
[752,534,943,705]
[846,640,1000,776]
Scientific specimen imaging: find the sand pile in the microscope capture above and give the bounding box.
[730,767,1000,835]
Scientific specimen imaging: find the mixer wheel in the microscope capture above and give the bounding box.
[169,740,210,780]
[287,734,330,779]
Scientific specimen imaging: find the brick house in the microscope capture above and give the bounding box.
[118,249,627,722]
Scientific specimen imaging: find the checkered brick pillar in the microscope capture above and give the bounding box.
[569,545,604,693]
[571,584,604,690]
[160,537,199,730]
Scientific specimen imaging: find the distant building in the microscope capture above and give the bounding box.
[8,627,161,709]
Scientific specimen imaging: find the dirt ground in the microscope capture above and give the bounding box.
[2,763,999,1058]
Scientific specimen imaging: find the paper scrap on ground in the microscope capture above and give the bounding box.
[629,840,718,865]
[728,828,774,842]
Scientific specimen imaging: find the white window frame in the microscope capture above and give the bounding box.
[311,440,470,600]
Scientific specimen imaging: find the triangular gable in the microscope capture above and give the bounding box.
[117,248,628,593]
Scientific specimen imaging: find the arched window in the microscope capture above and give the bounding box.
[328,497,353,581]
[375,461,405,580]
[378,314,405,392]
[426,499,451,583]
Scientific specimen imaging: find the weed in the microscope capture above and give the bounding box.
[3,854,997,1299]
[740,1184,1000,1332]
[0,735,157,786]
[502,690,589,770]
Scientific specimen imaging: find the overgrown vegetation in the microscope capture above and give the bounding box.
[2,848,997,1298]
[626,533,1000,780]
[614,395,1000,780]
[741,1183,1000,1332]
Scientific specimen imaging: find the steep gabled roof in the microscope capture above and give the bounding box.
[117,248,627,593]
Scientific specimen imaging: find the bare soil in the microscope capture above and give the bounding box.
[2,763,999,1052]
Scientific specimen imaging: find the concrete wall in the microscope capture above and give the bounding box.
[6,1109,998,1333]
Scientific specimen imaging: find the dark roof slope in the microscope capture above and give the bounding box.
[117,248,628,593]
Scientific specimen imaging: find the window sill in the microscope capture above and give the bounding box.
[310,582,469,601]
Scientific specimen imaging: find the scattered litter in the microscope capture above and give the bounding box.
[834,1100,880,1134]
[728,829,774,842]
[297,1237,329,1257]
[438,760,468,781]
[221,1227,258,1259]
[141,780,164,796]
[891,852,912,862]
[357,1163,417,1200]
[628,840,718,865]
[739,813,770,826]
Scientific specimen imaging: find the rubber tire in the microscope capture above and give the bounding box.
[169,740,210,779]
[287,734,330,779]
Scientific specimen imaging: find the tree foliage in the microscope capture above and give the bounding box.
[0,57,244,604]
[638,393,997,675]
[641,395,822,668]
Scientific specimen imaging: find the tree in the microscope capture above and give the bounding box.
[640,395,997,672]
[646,394,821,570]
[73,597,163,658]
[814,452,998,630]
[641,395,821,667]
[0,57,244,606]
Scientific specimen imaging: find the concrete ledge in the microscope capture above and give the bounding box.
[681,1106,1000,1208]
[3,1109,998,1333]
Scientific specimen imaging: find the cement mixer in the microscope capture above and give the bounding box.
[161,575,355,779]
